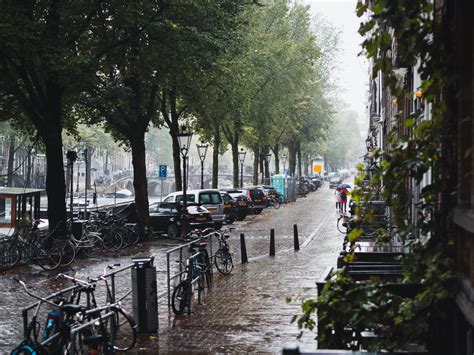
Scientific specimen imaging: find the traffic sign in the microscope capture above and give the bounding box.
[158,165,167,179]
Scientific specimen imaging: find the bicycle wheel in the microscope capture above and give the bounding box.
[60,240,76,266]
[82,234,104,258]
[337,216,347,234]
[35,244,63,270]
[11,342,41,354]
[0,240,21,269]
[214,249,233,275]
[273,199,281,209]
[102,229,123,252]
[171,281,191,315]
[111,308,138,352]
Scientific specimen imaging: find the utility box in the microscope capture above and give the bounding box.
[131,256,158,333]
[272,175,297,203]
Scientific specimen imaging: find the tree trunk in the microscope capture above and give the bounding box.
[231,137,239,188]
[26,148,32,187]
[288,141,297,176]
[85,146,93,190]
[131,136,149,225]
[253,145,259,185]
[297,141,302,178]
[259,148,265,184]
[43,121,68,231]
[166,88,182,192]
[272,144,280,174]
[171,134,182,192]
[7,136,15,187]
[104,150,109,175]
[212,127,220,189]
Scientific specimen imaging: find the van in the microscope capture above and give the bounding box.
[163,189,225,227]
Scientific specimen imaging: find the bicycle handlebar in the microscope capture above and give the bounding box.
[56,273,94,287]
[13,277,60,308]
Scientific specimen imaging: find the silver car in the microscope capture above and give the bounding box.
[163,189,226,227]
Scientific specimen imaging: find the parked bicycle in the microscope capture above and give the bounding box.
[267,196,281,209]
[2,219,63,270]
[11,277,116,354]
[213,229,234,275]
[337,213,350,234]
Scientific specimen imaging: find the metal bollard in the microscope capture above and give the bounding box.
[131,256,158,333]
[270,229,275,256]
[293,224,300,251]
[240,233,248,264]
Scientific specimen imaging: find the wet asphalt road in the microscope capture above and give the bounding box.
[0,183,344,354]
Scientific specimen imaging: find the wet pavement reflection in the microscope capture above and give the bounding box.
[0,184,343,353]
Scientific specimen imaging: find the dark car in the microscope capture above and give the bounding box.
[242,186,267,214]
[255,185,281,205]
[220,189,252,220]
[219,192,238,224]
[148,202,214,238]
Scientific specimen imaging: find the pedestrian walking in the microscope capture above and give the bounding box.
[334,187,340,212]
[339,187,349,213]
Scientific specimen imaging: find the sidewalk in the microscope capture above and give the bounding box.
[142,188,343,354]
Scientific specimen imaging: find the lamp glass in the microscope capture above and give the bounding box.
[238,149,247,164]
[177,127,193,155]
[197,141,208,161]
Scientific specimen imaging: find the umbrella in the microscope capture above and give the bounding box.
[338,183,351,189]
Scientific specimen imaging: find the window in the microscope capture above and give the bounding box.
[163,196,174,203]
[199,192,222,204]
[175,194,195,202]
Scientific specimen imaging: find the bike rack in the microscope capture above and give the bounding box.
[165,234,216,311]
[69,310,115,354]
[21,284,82,340]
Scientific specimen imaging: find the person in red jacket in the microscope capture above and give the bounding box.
[339,187,349,213]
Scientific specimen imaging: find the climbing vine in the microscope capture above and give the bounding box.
[293,0,457,351]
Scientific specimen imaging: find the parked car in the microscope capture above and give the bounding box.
[329,177,342,189]
[163,189,225,228]
[220,189,252,221]
[148,202,214,238]
[219,191,238,224]
[243,186,268,214]
[255,185,281,204]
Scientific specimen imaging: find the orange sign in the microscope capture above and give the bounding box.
[313,165,322,173]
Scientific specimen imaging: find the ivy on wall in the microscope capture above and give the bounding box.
[292,0,457,351]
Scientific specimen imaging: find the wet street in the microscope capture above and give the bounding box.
[0,184,343,353]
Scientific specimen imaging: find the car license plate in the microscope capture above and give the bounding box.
[238,201,246,206]
[196,216,206,221]
[207,207,217,212]
[225,204,231,208]
[255,199,261,203]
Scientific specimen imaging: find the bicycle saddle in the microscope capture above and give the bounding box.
[61,303,85,316]
[194,242,207,248]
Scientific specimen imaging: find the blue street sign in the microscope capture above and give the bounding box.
[158,165,167,179]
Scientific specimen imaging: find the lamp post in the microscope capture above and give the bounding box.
[238,148,246,188]
[282,154,288,176]
[196,140,208,189]
[66,150,78,221]
[177,126,193,236]
[264,153,272,185]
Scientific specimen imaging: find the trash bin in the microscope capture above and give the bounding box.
[131,256,158,333]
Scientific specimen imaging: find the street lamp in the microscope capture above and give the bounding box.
[196,140,208,189]
[264,153,272,185]
[66,150,78,221]
[238,148,246,188]
[282,154,288,175]
[177,126,193,236]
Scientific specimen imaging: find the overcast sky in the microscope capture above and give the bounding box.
[301,0,368,127]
